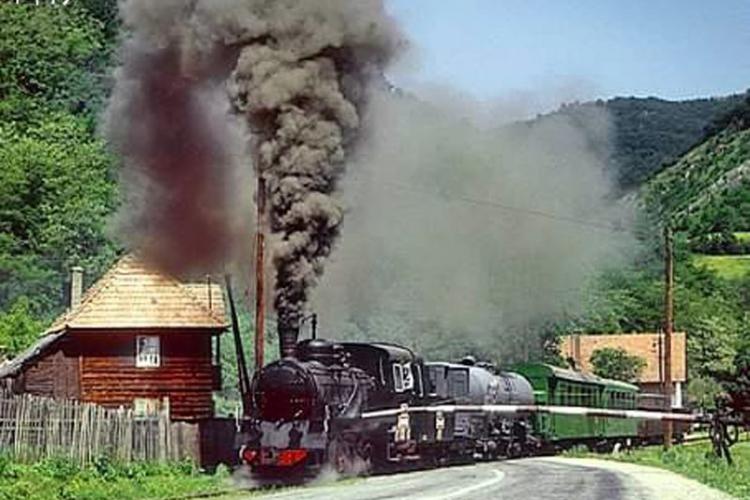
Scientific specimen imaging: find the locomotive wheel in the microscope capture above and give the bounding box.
[329,437,371,477]
[727,424,740,445]
[357,439,374,475]
[328,438,352,475]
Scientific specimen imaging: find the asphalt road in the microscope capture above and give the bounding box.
[238,457,731,500]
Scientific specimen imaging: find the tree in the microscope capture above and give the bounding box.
[687,376,726,410]
[0,3,119,321]
[0,297,44,359]
[590,347,647,383]
[0,112,118,317]
[0,3,109,121]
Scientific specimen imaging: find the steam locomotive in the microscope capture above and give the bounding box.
[237,336,689,478]
[239,338,538,477]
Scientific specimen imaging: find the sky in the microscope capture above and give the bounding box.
[386,0,750,116]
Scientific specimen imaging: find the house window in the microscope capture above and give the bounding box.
[133,398,169,418]
[136,335,160,368]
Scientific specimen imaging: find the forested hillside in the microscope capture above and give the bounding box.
[547,94,746,190]
[0,3,119,351]
[554,95,750,406]
[643,95,750,236]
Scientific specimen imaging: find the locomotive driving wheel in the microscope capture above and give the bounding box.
[328,438,349,475]
[357,439,374,475]
[328,435,374,477]
[328,436,358,476]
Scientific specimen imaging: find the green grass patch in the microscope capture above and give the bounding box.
[567,441,750,498]
[734,232,750,243]
[0,456,233,500]
[694,254,750,279]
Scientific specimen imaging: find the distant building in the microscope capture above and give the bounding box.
[559,333,687,408]
[0,255,227,421]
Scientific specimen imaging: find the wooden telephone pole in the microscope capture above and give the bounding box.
[254,176,266,372]
[663,225,674,449]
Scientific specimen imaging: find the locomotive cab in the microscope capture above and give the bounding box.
[341,342,426,408]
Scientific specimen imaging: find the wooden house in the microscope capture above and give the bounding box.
[0,255,227,421]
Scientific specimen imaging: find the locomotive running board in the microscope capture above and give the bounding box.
[360,404,715,423]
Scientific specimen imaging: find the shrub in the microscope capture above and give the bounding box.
[590,347,647,383]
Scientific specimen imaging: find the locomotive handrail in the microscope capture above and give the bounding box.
[360,404,739,424]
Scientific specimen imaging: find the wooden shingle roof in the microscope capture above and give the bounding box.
[46,254,228,333]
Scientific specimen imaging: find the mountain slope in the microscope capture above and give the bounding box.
[640,98,750,235]
[543,93,746,190]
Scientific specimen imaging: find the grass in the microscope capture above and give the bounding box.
[735,232,750,243]
[0,456,233,500]
[567,440,750,499]
[694,254,750,279]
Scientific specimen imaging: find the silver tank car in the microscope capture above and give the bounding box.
[426,359,537,459]
[467,366,535,406]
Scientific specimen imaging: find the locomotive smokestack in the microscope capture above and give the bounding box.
[279,320,300,358]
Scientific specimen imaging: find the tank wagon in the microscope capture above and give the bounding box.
[425,359,536,458]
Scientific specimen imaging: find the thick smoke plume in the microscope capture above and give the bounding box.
[225,2,402,330]
[104,1,253,275]
[312,90,635,362]
[106,1,401,329]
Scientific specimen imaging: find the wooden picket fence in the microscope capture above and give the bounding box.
[0,391,199,465]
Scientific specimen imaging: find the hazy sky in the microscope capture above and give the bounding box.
[387,0,750,113]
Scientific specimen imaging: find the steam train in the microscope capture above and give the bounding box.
[237,337,680,478]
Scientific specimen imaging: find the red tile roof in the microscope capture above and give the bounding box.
[47,254,227,332]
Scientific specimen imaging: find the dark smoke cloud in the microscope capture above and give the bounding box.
[104,1,252,276]
[106,1,402,329]
[312,89,636,362]
[223,1,402,329]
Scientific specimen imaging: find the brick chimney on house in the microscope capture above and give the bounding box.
[70,266,84,307]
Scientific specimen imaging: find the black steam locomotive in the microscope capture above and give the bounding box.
[239,338,537,476]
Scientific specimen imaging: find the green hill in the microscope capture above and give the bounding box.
[638,95,750,279]
[541,93,746,191]
[641,98,750,237]
[693,254,750,280]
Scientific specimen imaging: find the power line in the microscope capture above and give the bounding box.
[350,176,628,234]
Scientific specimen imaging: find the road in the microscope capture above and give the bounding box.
[233,457,732,500]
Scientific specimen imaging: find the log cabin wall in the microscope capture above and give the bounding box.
[17,340,80,400]
[72,329,220,421]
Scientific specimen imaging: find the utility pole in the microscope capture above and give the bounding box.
[254,176,266,372]
[663,225,674,449]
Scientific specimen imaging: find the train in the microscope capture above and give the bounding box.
[237,337,686,478]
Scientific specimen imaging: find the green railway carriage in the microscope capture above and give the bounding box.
[512,363,639,448]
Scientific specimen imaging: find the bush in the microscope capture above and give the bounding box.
[0,457,229,500]
[690,232,750,255]
[0,297,44,358]
[590,347,647,383]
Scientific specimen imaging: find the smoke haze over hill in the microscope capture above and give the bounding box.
[312,89,636,361]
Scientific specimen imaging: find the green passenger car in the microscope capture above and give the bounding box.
[512,363,639,448]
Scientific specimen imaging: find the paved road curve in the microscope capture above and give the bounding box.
[239,457,731,500]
